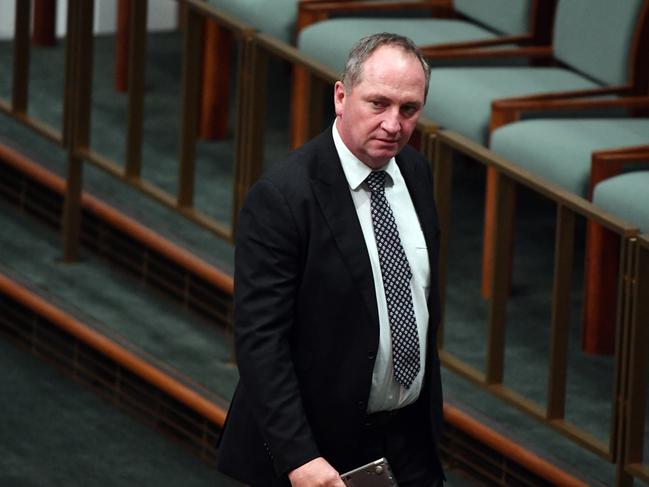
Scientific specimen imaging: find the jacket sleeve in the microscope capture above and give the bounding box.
[233,177,320,476]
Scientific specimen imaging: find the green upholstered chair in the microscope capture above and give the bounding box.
[591,152,649,351]
[491,119,649,198]
[297,0,538,76]
[199,1,447,139]
[424,0,648,307]
[291,0,554,145]
[206,0,299,43]
[194,0,300,139]
[594,169,649,234]
[424,0,648,144]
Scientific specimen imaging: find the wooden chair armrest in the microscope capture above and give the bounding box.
[422,34,536,51]
[589,145,649,198]
[495,86,636,103]
[593,145,649,157]
[490,91,647,130]
[299,0,450,11]
[297,0,453,34]
[422,45,553,60]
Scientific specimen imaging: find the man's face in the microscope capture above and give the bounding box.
[334,45,426,169]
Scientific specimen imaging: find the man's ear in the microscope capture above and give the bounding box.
[333,81,345,117]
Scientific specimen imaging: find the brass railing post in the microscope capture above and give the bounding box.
[12,0,31,114]
[546,204,575,420]
[62,0,94,261]
[124,0,148,179]
[485,170,515,385]
[432,134,452,346]
[32,0,57,47]
[177,5,204,209]
[619,236,648,485]
[232,33,267,239]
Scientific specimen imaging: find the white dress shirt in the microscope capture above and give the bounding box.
[332,124,430,413]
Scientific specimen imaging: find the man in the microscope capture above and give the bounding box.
[218,33,444,487]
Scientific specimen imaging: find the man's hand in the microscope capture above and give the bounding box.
[288,457,346,487]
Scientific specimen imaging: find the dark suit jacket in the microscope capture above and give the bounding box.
[217,128,443,485]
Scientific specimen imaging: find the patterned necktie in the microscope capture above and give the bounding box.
[366,170,420,389]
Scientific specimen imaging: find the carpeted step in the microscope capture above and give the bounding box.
[0,330,240,486]
[0,197,238,403]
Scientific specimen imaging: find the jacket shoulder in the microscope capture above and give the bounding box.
[260,130,333,190]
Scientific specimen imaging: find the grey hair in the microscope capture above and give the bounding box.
[341,33,431,100]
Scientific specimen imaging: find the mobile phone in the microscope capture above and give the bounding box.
[340,457,399,487]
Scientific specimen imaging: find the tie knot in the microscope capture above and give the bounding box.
[366,171,387,194]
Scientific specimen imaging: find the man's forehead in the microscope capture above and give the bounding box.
[359,47,424,80]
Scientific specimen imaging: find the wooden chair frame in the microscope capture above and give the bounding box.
[584,145,649,354]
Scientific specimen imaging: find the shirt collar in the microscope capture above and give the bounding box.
[332,123,398,191]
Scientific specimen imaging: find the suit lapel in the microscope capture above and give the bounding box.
[310,133,379,329]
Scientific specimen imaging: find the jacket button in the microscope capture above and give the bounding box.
[357,401,365,410]
[368,351,376,360]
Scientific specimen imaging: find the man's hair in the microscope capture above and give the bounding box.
[341,33,431,99]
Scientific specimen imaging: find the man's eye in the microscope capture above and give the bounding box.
[402,105,417,116]
[370,100,385,108]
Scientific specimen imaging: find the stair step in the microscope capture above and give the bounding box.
[0,198,238,404]
[0,329,240,486]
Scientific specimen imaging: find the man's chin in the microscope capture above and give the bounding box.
[369,147,399,161]
[364,152,397,169]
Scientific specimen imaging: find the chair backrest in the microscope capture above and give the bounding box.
[207,0,298,42]
[553,0,646,86]
[454,0,533,35]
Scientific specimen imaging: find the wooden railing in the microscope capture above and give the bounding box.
[60,0,262,261]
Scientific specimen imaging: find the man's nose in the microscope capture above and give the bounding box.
[381,108,401,134]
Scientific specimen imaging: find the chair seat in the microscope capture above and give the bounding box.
[490,119,649,195]
[593,171,649,232]
[206,0,297,42]
[298,18,501,73]
[424,67,602,144]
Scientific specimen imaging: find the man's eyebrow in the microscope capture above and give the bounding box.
[365,94,390,101]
